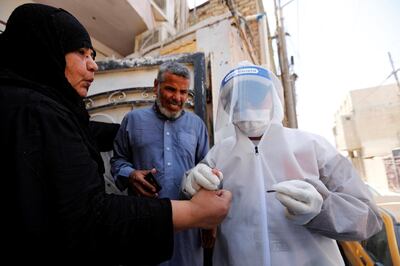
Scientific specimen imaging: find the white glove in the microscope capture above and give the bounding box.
[183,164,223,197]
[272,180,323,225]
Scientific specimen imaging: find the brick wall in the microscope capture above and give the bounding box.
[189,0,262,62]
[188,1,229,25]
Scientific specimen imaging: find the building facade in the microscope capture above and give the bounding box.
[333,84,400,192]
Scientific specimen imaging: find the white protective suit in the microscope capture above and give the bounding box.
[197,63,382,266]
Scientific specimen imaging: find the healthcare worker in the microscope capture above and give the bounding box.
[182,62,383,266]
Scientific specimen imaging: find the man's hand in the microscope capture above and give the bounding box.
[183,164,223,197]
[272,180,323,225]
[129,168,158,198]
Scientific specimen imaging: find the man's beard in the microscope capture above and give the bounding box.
[156,97,182,119]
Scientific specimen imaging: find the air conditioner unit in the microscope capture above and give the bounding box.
[135,23,176,52]
[393,147,400,158]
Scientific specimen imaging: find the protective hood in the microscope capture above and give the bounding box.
[215,62,284,143]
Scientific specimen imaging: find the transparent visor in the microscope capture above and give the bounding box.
[215,66,283,142]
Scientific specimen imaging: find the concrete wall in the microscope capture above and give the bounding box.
[334,84,400,191]
[335,114,360,151]
[196,18,252,130]
[364,157,390,191]
[334,94,360,151]
[350,84,400,157]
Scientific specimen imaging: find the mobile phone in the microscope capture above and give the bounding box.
[144,172,162,193]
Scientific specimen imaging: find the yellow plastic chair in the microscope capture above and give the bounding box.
[379,209,400,265]
[339,208,400,266]
[339,240,375,266]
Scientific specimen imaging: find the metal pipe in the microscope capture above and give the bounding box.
[245,13,273,71]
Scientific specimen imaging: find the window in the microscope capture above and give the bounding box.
[187,0,209,9]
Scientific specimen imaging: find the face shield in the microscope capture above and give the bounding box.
[215,65,284,142]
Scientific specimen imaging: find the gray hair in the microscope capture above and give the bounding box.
[157,61,190,82]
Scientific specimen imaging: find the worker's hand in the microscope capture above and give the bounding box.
[129,168,158,198]
[272,180,323,225]
[183,164,223,197]
[201,227,217,248]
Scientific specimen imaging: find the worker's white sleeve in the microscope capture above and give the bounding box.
[303,154,383,241]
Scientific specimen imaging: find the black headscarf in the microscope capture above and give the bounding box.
[0,3,93,115]
[0,3,104,173]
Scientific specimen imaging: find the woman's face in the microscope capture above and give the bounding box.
[64,48,98,97]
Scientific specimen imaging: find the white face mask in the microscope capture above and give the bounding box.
[234,120,269,137]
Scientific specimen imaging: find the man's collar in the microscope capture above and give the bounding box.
[152,102,185,121]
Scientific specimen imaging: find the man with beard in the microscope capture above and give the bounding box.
[111,61,211,266]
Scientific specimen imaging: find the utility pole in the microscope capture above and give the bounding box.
[274,0,297,128]
[388,52,400,93]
